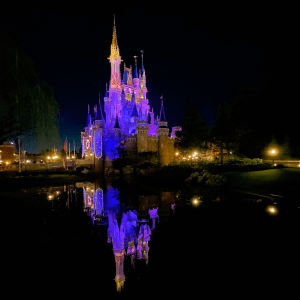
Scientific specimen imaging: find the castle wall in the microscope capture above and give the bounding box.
[146,136,158,152]
[158,137,175,166]
[124,135,137,158]
[137,131,148,153]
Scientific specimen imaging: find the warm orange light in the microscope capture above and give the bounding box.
[266,205,278,215]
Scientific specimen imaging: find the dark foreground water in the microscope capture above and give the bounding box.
[7,178,299,298]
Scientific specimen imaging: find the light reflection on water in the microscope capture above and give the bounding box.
[20,181,177,293]
[17,181,292,295]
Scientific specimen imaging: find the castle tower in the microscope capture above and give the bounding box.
[133,55,139,91]
[136,120,149,153]
[157,99,169,137]
[108,16,122,91]
[140,50,147,100]
[107,17,122,134]
[157,99,175,166]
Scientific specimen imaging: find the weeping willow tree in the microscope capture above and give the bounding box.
[0,29,59,150]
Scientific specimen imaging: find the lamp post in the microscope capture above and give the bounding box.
[271,149,276,165]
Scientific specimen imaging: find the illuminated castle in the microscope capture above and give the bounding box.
[81,18,176,165]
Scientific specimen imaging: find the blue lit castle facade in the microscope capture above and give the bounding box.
[81,20,176,166]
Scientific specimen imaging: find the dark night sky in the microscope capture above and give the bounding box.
[1,4,296,153]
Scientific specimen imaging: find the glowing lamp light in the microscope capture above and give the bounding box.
[5,161,10,165]
[67,157,70,159]
[48,194,54,200]
[26,160,31,163]
[47,156,51,159]
[274,164,277,166]
[192,198,201,207]
[188,155,191,158]
[175,152,179,156]
[271,150,276,154]
[266,205,278,215]
[182,157,187,160]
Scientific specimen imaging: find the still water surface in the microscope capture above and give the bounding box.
[15,179,298,297]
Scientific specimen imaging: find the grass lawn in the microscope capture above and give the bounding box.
[223,167,300,197]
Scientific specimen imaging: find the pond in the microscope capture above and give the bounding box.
[8,178,299,298]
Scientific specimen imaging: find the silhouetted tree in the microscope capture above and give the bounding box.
[0,29,59,148]
[211,102,239,164]
[176,101,209,154]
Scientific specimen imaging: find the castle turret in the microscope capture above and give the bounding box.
[140,50,147,99]
[156,99,175,166]
[133,56,139,91]
[157,99,169,137]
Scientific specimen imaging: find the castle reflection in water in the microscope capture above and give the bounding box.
[58,181,176,292]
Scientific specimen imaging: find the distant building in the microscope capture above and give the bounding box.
[0,142,15,164]
[81,19,178,166]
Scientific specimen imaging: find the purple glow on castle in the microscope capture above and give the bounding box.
[81,19,178,160]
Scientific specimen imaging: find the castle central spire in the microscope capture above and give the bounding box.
[108,15,122,90]
[109,15,120,61]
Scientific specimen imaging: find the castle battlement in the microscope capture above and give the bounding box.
[147,135,158,140]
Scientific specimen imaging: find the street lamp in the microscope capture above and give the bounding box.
[270,149,277,165]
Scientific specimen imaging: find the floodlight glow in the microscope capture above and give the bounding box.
[192,198,201,207]
[266,205,278,215]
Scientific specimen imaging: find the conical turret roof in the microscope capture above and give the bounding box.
[114,114,120,129]
[130,102,139,118]
[86,105,92,127]
[159,100,167,122]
